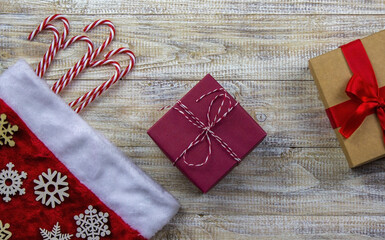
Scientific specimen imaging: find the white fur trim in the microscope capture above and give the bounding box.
[0,60,179,239]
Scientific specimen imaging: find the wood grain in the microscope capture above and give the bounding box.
[1,1,385,239]
[1,1,385,15]
[128,146,385,215]
[2,15,385,81]
[129,146,385,239]
[154,214,385,239]
[48,79,336,148]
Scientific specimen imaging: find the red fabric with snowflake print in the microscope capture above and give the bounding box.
[0,99,146,240]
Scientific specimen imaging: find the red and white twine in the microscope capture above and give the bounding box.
[173,88,241,167]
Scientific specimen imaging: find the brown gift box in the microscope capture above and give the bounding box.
[309,30,385,168]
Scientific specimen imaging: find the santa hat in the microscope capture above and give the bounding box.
[0,60,179,239]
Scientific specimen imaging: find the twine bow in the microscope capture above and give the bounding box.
[173,88,241,167]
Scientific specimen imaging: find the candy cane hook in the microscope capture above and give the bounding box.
[104,47,136,79]
[29,14,69,47]
[28,14,70,78]
[28,24,60,78]
[83,19,115,62]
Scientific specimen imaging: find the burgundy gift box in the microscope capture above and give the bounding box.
[148,74,266,193]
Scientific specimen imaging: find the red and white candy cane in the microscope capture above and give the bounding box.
[53,19,116,93]
[51,19,117,108]
[28,24,60,78]
[68,59,122,113]
[104,47,136,79]
[29,14,69,47]
[65,19,131,112]
[28,16,135,113]
[83,19,115,62]
[71,48,136,113]
[28,14,70,78]
[51,35,94,94]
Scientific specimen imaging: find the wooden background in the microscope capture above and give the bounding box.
[1,1,385,239]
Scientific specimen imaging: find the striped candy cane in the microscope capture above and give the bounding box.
[72,48,136,113]
[83,19,115,62]
[51,36,94,94]
[104,47,136,79]
[28,24,60,78]
[28,16,136,113]
[28,14,69,47]
[28,14,70,78]
[53,19,117,110]
[64,19,119,112]
[69,60,122,113]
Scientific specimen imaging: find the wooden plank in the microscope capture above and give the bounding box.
[1,1,385,15]
[2,3,385,239]
[126,146,385,217]
[154,214,385,239]
[33,79,339,148]
[1,14,385,81]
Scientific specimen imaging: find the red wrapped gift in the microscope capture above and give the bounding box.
[148,74,266,193]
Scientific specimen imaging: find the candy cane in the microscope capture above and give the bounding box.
[64,20,115,84]
[63,19,118,112]
[28,14,70,78]
[51,36,94,94]
[28,16,135,113]
[104,47,136,79]
[83,19,115,62]
[28,14,69,47]
[73,48,136,113]
[28,24,60,78]
[69,60,122,113]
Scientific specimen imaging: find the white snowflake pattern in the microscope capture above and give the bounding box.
[0,162,27,202]
[0,113,18,147]
[0,220,12,240]
[74,205,111,240]
[40,222,73,240]
[34,168,69,208]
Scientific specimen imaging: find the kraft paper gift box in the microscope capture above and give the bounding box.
[148,74,266,193]
[309,30,385,168]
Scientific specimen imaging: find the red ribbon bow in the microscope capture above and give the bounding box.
[325,39,385,142]
[173,88,241,167]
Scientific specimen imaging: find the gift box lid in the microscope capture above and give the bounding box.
[309,30,385,167]
[148,74,266,193]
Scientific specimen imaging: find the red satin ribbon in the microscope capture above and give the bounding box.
[325,39,385,142]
